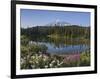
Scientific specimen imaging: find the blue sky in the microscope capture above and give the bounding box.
[21,9,90,28]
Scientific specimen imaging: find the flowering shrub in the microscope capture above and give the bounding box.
[21,47,90,69]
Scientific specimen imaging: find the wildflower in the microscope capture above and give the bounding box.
[51,60,56,64]
[58,62,64,66]
[31,65,35,68]
[38,54,42,58]
[31,56,35,59]
[35,60,39,64]
[45,65,48,68]
[49,63,53,67]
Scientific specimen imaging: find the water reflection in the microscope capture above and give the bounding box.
[29,36,90,55]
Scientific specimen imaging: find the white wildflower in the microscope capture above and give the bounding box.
[35,61,39,64]
[57,60,60,64]
[43,58,46,61]
[59,62,63,65]
[31,65,35,68]
[39,54,42,58]
[51,60,56,64]
[49,63,53,67]
[31,56,35,59]
[45,65,48,68]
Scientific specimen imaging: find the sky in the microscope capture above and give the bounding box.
[20,9,90,28]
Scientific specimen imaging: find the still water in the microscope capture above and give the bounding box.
[29,37,90,55]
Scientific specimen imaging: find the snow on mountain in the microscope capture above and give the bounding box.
[45,20,71,26]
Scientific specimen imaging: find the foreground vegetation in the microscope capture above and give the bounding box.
[21,35,90,69]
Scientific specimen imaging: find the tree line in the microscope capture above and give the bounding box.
[21,25,90,39]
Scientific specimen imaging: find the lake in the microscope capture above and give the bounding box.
[29,37,90,55]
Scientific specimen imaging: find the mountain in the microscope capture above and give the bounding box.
[45,20,71,27]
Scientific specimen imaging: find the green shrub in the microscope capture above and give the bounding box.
[80,51,90,66]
